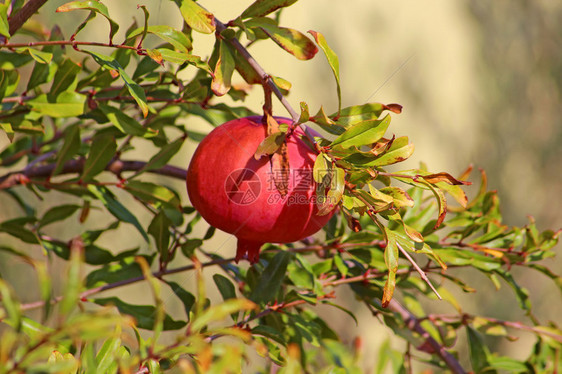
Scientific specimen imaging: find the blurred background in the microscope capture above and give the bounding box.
[2,0,561,371]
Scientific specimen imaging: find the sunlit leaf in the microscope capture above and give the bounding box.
[211,41,235,96]
[57,0,119,43]
[176,0,216,34]
[309,30,341,113]
[241,0,298,19]
[331,115,391,149]
[246,18,317,60]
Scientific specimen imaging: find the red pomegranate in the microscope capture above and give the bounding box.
[186,116,336,263]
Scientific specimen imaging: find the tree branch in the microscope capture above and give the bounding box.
[386,299,467,374]
[0,159,187,189]
[7,0,49,37]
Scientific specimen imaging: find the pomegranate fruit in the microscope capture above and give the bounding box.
[186,116,336,263]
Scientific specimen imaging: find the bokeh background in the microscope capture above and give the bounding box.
[1,0,561,371]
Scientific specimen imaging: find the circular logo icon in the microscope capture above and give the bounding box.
[224,168,261,205]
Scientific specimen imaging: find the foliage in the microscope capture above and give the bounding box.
[0,0,560,373]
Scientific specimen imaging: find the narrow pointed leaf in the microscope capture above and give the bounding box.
[177,0,216,34]
[331,115,391,149]
[382,228,398,307]
[87,185,149,241]
[246,18,317,60]
[57,1,119,43]
[53,124,81,175]
[211,41,235,96]
[368,143,415,167]
[335,103,402,127]
[86,51,148,117]
[27,92,86,118]
[99,104,154,137]
[148,211,171,262]
[309,30,341,113]
[128,25,192,52]
[94,297,186,330]
[136,137,184,176]
[251,251,291,304]
[241,0,298,19]
[82,134,117,181]
[254,131,286,159]
[0,4,9,38]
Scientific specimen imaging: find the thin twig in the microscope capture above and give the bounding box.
[0,159,187,189]
[0,40,141,51]
[396,242,442,300]
[5,0,48,38]
[214,19,299,124]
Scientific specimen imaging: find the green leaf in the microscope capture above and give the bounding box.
[135,137,184,176]
[53,124,81,176]
[311,105,345,135]
[95,337,122,373]
[0,69,19,102]
[211,40,236,96]
[27,92,87,118]
[180,239,203,258]
[94,297,186,330]
[335,103,402,127]
[17,48,53,64]
[87,185,149,241]
[176,0,216,34]
[165,281,195,320]
[148,210,171,262]
[466,326,491,373]
[313,153,329,184]
[241,0,298,19]
[486,357,529,373]
[81,134,117,181]
[98,104,154,137]
[380,186,414,208]
[156,48,212,74]
[40,204,80,228]
[0,218,40,244]
[0,279,21,330]
[128,25,192,52]
[308,30,341,113]
[57,1,120,43]
[0,4,9,38]
[381,228,399,307]
[124,181,181,209]
[213,274,237,302]
[85,256,148,288]
[48,58,81,101]
[245,18,318,60]
[299,101,310,123]
[59,241,83,317]
[190,298,256,332]
[250,251,291,304]
[86,51,149,117]
[331,115,391,149]
[254,131,286,159]
[231,46,262,84]
[378,143,416,168]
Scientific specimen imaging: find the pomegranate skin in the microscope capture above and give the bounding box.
[186,116,336,263]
